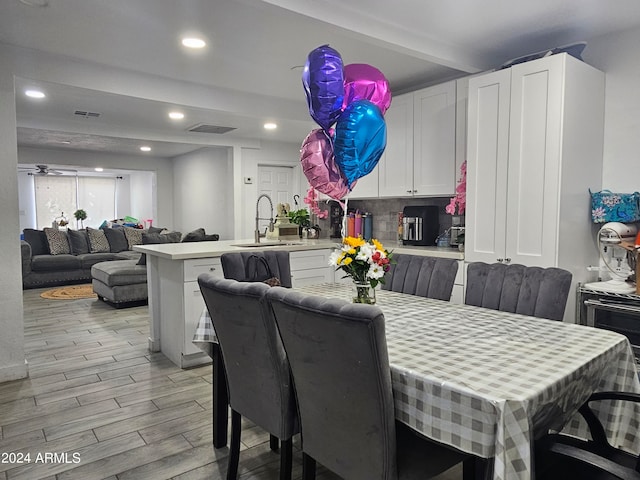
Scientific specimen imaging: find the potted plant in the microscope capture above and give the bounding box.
[73,208,87,229]
[287,208,310,237]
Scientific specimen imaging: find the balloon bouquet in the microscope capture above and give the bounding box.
[300,44,391,236]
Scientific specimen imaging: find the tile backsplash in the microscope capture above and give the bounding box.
[315,197,455,244]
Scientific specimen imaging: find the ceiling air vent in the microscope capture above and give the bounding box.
[187,124,237,134]
[74,110,101,118]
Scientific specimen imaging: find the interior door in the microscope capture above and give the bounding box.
[257,165,294,232]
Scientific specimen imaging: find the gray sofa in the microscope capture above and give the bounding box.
[21,227,141,289]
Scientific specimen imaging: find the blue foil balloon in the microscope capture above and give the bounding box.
[334,99,387,188]
[302,45,344,131]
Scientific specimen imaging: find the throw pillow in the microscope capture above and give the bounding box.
[103,228,129,253]
[67,230,90,255]
[123,227,143,249]
[204,234,220,241]
[137,231,183,265]
[181,228,206,242]
[43,228,71,255]
[23,228,50,256]
[86,227,110,253]
[148,226,165,234]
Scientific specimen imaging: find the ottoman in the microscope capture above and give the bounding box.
[91,260,148,307]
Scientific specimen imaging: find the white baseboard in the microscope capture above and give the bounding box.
[0,360,28,383]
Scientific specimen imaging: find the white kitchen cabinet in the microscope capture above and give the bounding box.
[466,53,604,321]
[349,163,379,199]
[379,81,456,197]
[290,248,334,287]
[379,93,413,197]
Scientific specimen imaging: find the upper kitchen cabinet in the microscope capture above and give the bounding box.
[379,81,456,197]
[465,53,604,274]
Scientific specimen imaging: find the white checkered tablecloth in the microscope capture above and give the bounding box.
[194,283,640,480]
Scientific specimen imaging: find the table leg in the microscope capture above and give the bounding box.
[212,343,229,448]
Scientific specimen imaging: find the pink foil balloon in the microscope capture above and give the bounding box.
[300,129,353,201]
[342,63,392,115]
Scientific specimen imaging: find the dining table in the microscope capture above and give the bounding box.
[193,282,640,480]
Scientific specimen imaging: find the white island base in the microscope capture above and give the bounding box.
[135,239,338,368]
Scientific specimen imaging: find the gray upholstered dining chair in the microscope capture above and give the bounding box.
[465,262,573,321]
[264,287,473,480]
[221,251,292,287]
[382,253,459,301]
[197,276,298,480]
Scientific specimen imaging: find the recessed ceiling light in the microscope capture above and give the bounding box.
[169,111,185,120]
[94,167,104,172]
[25,90,45,99]
[264,122,278,130]
[181,37,206,49]
[59,141,71,145]
[140,146,151,152]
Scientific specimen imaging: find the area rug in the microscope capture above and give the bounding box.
[40,284,97,300]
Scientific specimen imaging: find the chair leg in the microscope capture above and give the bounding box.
[226,409,242,480]
[279,438,293,480]
[302,453,316,480]
[270,434,279,452]
[463,456,490,480]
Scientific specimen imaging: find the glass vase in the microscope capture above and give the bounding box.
[352,281,376,305]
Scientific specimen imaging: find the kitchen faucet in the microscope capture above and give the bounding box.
[255,193,275,243]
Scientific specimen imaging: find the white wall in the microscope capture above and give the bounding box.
[584,26,640,190]
[0,67,27,382]
[172,147,234,239]
[18,147,173,229]
[238,140,305,239]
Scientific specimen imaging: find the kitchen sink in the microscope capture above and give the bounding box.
[231,241,303,248]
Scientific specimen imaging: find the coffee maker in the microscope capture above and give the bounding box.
[402,206,439,246]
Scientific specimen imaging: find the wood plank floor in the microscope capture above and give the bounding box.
[0,287,463,480]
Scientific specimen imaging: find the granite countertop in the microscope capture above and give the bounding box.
[134,238,465,261]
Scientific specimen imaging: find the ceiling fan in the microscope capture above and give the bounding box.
[18,164,74,175]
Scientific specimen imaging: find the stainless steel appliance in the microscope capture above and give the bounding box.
[402,206,439,246]
[579,285,640,363]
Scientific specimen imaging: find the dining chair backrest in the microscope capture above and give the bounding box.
[382,253,459,301]
[197,275,298,439]
[264,287,398,480]
[465,262,573,321]
[221,251,292,288]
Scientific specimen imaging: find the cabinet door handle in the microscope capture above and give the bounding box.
[413,190,417,193]
[209,267,216,271]
[504,258,511,264]
[406,190,412,193]
[497,258,504,263]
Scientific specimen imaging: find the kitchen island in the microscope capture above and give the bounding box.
[134,238,465,368]
[134,239,339,368]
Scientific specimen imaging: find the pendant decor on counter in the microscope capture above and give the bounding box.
[352,281,376,305]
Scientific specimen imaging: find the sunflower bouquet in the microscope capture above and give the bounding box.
[329,237,392,303]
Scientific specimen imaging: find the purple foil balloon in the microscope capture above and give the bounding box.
[302,45,345,131]
[300,129,352,201]
[342,63,392,115]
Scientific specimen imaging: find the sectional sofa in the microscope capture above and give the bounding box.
[20,227,143,289]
